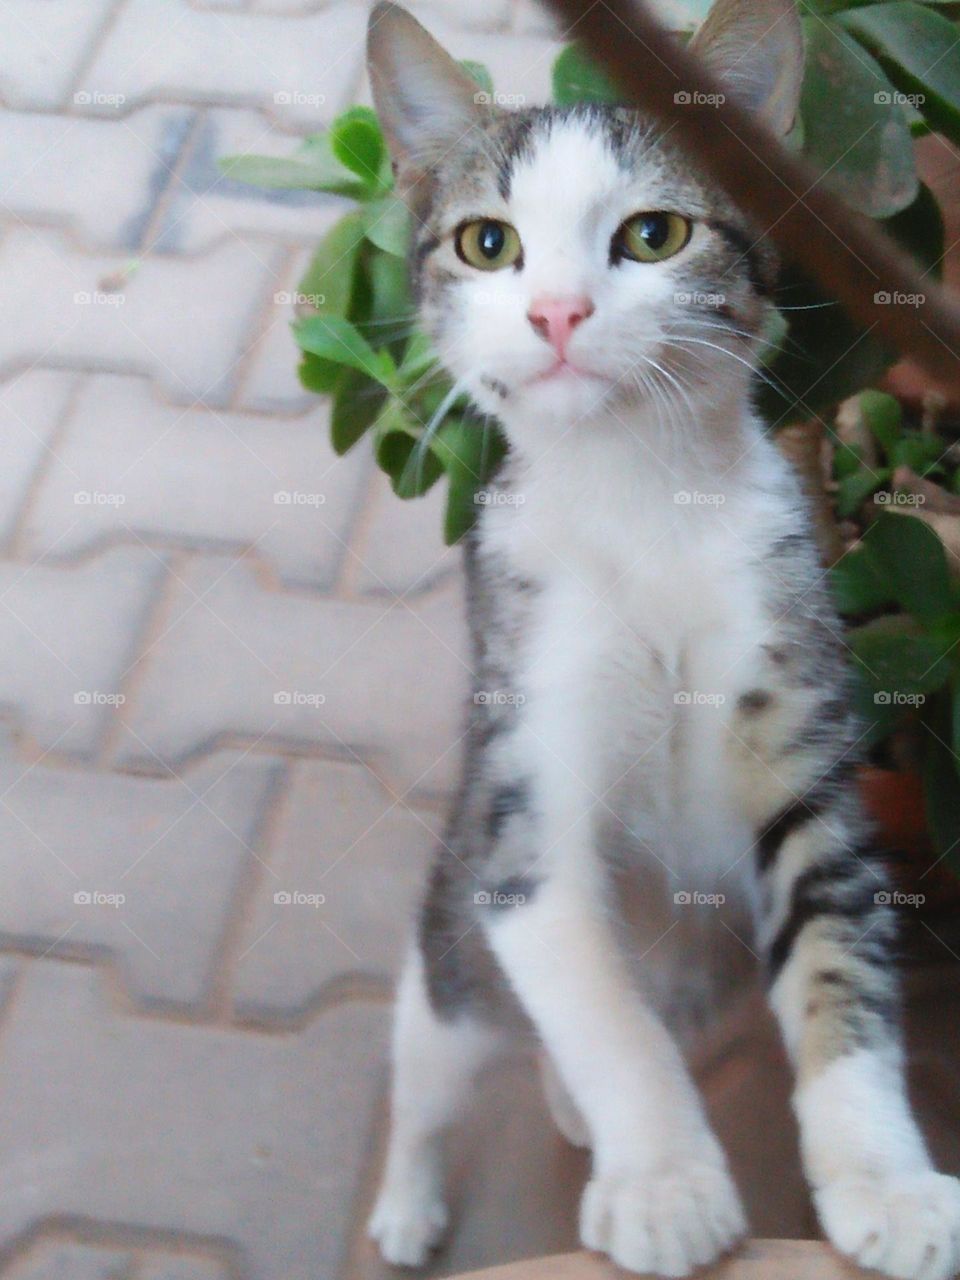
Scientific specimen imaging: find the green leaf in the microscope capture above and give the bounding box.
[890,431,947,475]
[293,314,395,384]
[836,466,889,517]
[799,17,918,218]
[863,513,953,623]
[372,401,444,497]
[330,369,388,455]
[363,196,411,258]
[840,2,960,150]
[330,106,389,192]
[297,211,366,319]
[298,352,342,395]
[849,616,952,696]
[363,248,413,332]
[859,388,902,452]
[460,60,494,96]
[850,667,903,749]
[219,132,368,197]
[831,546,897,614]
[835,442,865,479]
[552,43,620,106]
[433,419,507,544]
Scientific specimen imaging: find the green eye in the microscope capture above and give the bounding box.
[455,219,522,271]
[615,211,692,263]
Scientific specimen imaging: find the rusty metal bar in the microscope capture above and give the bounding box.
[542,0,960,393]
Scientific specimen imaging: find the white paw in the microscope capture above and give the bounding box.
[367,1186,449,1267]
[580,1160,747,1277]
[816,1170,960,1280]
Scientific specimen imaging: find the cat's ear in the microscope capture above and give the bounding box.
[689,0,803,136]
[367,3,486,182]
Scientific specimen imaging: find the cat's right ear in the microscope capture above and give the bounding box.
[367,4,486,186]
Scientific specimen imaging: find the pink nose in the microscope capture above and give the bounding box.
[527,295,594,357]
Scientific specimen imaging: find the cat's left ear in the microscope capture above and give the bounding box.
[689,0,803,136]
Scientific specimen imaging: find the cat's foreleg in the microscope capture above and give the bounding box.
[759,791,960,1280]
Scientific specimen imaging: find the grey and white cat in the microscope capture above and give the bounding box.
[364,2,960,1276]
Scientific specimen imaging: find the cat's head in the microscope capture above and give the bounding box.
[367,0,803,437]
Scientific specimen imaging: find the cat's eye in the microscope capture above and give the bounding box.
[613,211,692,264]
[455,219,522,271]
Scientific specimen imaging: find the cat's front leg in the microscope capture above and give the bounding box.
[759,787,960,1280]
[483,813,746,1275]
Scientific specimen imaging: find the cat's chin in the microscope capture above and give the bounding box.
[505,368,616,424]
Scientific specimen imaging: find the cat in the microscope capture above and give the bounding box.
[363,1,960,1276]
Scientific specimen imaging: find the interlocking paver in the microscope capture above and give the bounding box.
[0,1,115,109]
[350,472,456,597]
[117,556,467,795]
[23,374,370,589]
[5,1243,134,1280]
[0,546,164,757]
[234,758,429,1021]
[0,962,387,1280]
[84,0,368,127]
[0,733,282,1011]
[0,230,284,406]
[0,371,77,547]
[0,106,194,250]
[236,247,321,413]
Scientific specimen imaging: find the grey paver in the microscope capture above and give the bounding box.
[0,371,77,546]
[0,1,115,109]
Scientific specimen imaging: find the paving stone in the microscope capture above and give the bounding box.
[137,1260,230,1280]
[24,374,369,590]
[352,472,458,597]
[0,1,114,109]
[0,107,195,251]
[0,733,282,1012]
[0,546,164,757]
[0,962,387,1280]
[4,1242,134,1280]
[0,230,283,406]
[85,0,368,128]
[236,248,320,414]
[118,557,468,796]
[157,109,346,253]
[0,371,77,547]
[234,758,429,1021]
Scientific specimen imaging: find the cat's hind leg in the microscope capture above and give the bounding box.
[367,942,506,1267]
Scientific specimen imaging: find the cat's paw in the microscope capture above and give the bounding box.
[367,1185,449,1267]
[815,1170,960,1280]
[579,1161,747,1276]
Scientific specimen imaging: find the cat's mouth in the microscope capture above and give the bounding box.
[527,358,607,387]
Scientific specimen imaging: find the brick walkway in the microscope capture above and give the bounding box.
[1,4,959,1280]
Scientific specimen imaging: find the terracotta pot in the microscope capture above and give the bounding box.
[858,765,929,855]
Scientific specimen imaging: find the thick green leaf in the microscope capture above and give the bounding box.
[363,196,411,258]
[836,466,889,517]
[859,388,902,452]
[552,44,620,106]
[841,3,960,149]
[433,419,507,544]
[298,352,342,395]
[219,133,367,197]
[297,211,366,319]
[330,369,388,455]
[293,314,395,384]
[330,106,388,191]
[864,513,953,623]
[799,17,917,217]
[362,248,413,337]
[831,546,897,614]
[849,616,953,696]
[835,442,865,479]
[890,431,948,475]
[850,667,903,748]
